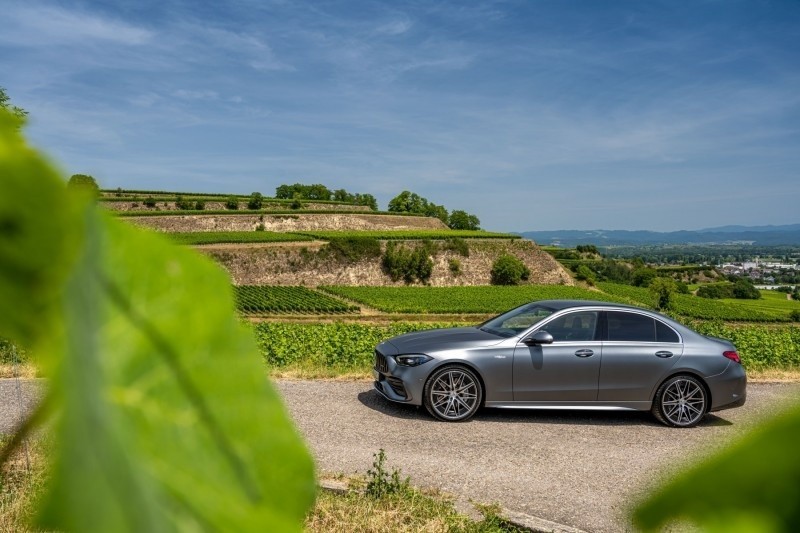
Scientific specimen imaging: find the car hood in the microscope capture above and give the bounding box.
[384,327,502,355]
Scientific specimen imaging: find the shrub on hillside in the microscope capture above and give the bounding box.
[574,264,596,285]
[194,200,205,210]
[175,195,192,210]
[490,255,530,286]
[143,196,157,208]
[632,267,657,287]
[790,310,800,322]
[324,237,382,263]
[733,278,761,300]
[224,195,239,210]
[442,237,470,257]
[448,258,462,276]
[649,277,677,311]
[382,242,435,284]
[247,192,264,210]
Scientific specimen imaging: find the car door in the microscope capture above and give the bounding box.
[598,311,684,402]
[512,310,602,402]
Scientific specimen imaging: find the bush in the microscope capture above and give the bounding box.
[697,283,734,299]
[574,264,596,285]
[365,449,410,498]
[442,238,469,257]
[490,255,530,286]
[290,194,304,210]
[448,258,462,276]
[224,195,239,210]
[733,278,761,300]
[175,195,192,210]
[247,192,263,210]
[143,196,157,208]
[381,242,434,284]
[324,237,382,263]
[193,200,205,210]
[649,277,677,311]
[632,267,657,287]
[790,310,800,322]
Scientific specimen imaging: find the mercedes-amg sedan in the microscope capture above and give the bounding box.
[373,300,746,427]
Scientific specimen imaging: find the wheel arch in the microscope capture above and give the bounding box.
[653,370,713,411]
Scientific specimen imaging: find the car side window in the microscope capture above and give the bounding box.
[541,311,599,342]
[606,312,655,342]
[655,320,680,343]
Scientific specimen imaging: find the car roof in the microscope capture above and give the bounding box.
[535,300,648,312]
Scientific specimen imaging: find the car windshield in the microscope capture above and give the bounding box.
[478,303,555,338]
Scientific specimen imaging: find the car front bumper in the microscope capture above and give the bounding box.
[373,350,430,406]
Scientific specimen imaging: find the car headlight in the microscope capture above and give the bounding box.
[394,354,433,367]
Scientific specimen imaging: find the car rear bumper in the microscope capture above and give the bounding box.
[708,363,747,412]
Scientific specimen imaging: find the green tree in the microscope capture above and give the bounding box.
[631,267,657,287]
[447,210,480,230]
[67,174,99,194]
[649,277,677,310]
[247,192,263,210]
[574,264,596,286]
[387,191,448,222]
[733,278,761,300]
[224,195,239,210]
[0,87,27,125]
[490,255,530,286]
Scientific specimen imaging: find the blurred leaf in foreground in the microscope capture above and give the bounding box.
[633,404,800,532]
[0,110,315,531]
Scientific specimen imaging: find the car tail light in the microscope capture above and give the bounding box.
[723,351,741,364]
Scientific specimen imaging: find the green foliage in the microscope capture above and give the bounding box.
[193,199,205,210]
[447,210,480,230]
[649,277,677,311]
[442,237,470,257]
[387,190,449,222]
[631,267,657,287]
[381,242,434,284]
[0,87,27,125]
[319,285,626,314]
[296,230,518,240]
[167,231,312,245]
[448,258,462,276]
[365,449,410,499]
[332,188,378,210]
[224,195,239,210]
[575,244,599,254]
[247,192,264,210]
[67,174,99,194]
[0,115,314,531]
[174,195,192,210]
[275,183,332,200]
[322,237,382,263]
[697,282,734,299]
[633,403,800,532]
[290,195,304,210]
[491,255,530,286]
[143,196,157,208]
[791,310,800,322]
[234,286,358,314]
[733,277,761,300]
[574,264,596,285]
[254,322,460,371]
[689,321,800,371]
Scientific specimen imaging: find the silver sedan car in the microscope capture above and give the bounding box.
[373,300,746,427]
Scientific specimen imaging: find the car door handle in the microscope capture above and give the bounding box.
[574,349,594,358]
[655,351,674,358]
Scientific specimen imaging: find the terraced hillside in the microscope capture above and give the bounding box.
[206,238,572,286]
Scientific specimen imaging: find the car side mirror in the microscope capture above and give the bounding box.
[524,331,554,345]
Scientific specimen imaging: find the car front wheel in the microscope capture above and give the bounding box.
[652,375,708,427]
[423,365,483,422]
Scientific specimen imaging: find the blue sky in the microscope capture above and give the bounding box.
[3,0,799,232]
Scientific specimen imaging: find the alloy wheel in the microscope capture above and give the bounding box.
[428,368,480,421]
[660,378,706,426]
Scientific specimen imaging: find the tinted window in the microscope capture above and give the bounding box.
[606,312,655,342]
[541,311,599,342]
[655,320,680,343]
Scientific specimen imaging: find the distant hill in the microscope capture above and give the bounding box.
[520,224,800,246]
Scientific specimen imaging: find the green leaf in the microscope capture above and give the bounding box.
[0,112,315,531]
[633,404,800,532]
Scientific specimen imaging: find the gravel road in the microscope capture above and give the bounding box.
[2,379,798,531]
[277,380,800,532]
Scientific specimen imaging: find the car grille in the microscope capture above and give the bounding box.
[386,377,407,399]
[374,350,389,373]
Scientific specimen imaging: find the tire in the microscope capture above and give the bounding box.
[652,375,708,428]
[423,365,483,422]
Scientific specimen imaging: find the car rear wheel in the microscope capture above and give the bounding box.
[652,375,708,427]
[423,365,483,422]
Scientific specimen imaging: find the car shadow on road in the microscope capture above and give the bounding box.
[357,389,734,428]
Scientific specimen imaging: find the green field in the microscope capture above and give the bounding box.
[168,231,312,245]
[115,209,424,217]
[319,285,625,314]
[295,230,519,240]
[234,286,358,314]
[597,282,793,322]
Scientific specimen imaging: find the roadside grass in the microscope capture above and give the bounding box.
[308,485,522,533]
[0,437,47,533]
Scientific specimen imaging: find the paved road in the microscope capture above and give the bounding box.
[3,379,798,531]
[277,380,800,532]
